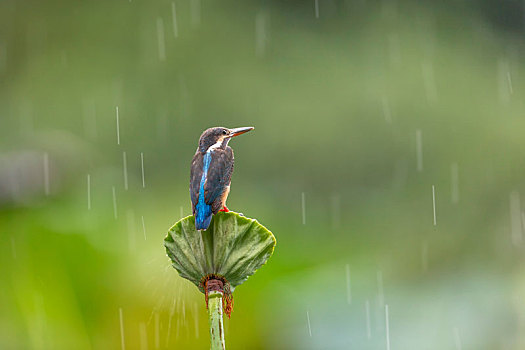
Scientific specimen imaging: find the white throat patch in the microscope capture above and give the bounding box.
[207,137,225,152]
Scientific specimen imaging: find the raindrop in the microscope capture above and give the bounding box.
[314,0,319,18]
[123,152,128,190]
[365,299,371,339]
[87,174,91,210]
[498,59,511,104]
[416,129,423,172]
[510,191,522,246]
[116,106,120,145]
[301,192,306,225]
[119,308,126,350]
[385,304,390,350]
[306,310,312,337]
[171,2,179,38]
[451,163,459,203]
[112,186,118,219]
[43,152,50,195]
[507,71,513,95]
[139,322,148,350]
[345,264,351,304]
[142,215,147,240]
[141,152,146,188]
[156,18,166,62]
[432,185,437,226]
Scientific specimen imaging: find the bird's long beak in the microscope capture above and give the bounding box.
[229,126,254,137]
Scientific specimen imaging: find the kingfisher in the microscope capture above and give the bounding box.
[190,126,254,230]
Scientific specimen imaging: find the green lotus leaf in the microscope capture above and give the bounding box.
[164,211,276,293]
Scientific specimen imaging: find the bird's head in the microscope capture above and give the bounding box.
[198,126,254,153]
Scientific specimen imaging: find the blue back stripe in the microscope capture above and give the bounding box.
[195,151,212,229]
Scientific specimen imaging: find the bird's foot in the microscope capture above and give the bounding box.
[219,206,229,212]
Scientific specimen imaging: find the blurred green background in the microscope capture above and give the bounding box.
[2,0,525,349]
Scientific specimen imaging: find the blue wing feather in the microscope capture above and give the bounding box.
[190,148,234,230]
[194,152,213,230]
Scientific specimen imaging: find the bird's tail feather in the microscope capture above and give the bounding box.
[195,204,213,230]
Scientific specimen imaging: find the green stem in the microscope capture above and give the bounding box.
[207,291,225,350]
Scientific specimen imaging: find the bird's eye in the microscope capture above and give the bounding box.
[222,130,228,135]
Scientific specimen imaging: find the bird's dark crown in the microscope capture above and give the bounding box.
[198,127,231,153]
[197,126,254,153]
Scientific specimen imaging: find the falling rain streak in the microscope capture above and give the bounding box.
[121,151,128,190]
[112,186,118,219]
[432,185,437,226]
[141,152,146,188]
[498,59,511,104]
[507,72,513,94]
[87,174,91,210]
[314,0,319,18]
[171,2,179,38]
[141,215,147,240]
[119,308,125,350]
[416,129,423,172]
[345,264,351,304]
[306,310,312,337]
[116,106,120,145]
[43,152,50,195]
[157,18,166,61]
